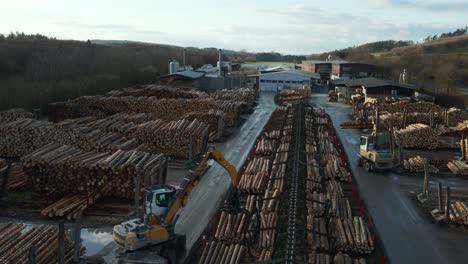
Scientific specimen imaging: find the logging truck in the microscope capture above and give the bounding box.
[113,147,244,251]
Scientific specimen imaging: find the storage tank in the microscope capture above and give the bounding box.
[169,60,179,74]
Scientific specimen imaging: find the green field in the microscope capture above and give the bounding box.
[245,61,296,66]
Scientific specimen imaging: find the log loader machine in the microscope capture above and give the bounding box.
[358,105,402,172]
[113,147,247,251]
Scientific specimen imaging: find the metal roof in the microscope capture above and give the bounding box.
[333,77,415,89]
[257,69,320,79]
[159,70,204,80]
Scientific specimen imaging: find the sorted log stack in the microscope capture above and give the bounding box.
[403,156,439,174]
[447,160,468,176]
[446,107,468,127]
[209,88,256,108]
[334,217,374,254]
[332,252,367,264]
[381,101,442,114]
[265,130,281,139]
[255,138,276,156]
[78,96,242,127]
[41,194,99,220]
[238,157,270,193]
[0,223,82,264]
[449,201,468,225]
[395,124,439,149]
[198,240,245,264]
[110,84,205,99]
[307,192,327,216]
[307,216,329,252]
[307,159,323,192]
[7,163,27,190]
[308,252,331,264]
[324,157,349,182]
[22,143,165,198]
[329,194,353,220]
[214,210,250,244]
[0,108,33,124]
[182,110,226,141]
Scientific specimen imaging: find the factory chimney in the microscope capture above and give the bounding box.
[218,49,222,77]
[183,48,186,69]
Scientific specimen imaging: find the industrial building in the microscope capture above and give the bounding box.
[333,77,415,99]
[302,60,376,81]
[248,69,320,91]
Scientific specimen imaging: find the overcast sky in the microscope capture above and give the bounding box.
[1,0,466,54]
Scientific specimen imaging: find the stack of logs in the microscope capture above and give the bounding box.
[7,163,27,190]
[275,88,311,105]
[110,84,205,99]
[403,156,439,174]
[209,88,255,109]
[0,223,82,263]
[449,201,468,225]
[41,194,99,220]
[395,124,439,149]
[238,157,270,193]
[380,101,442,114]
[447,160,468,176]
[198,241,245,264]
[182,110,226,141]
[305,108,374,263]
[78,96,242,127]
[22,143,165,198]
[254,138,276,156]
[0,108,33,124]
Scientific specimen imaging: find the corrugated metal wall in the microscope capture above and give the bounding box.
[194,77,244,91]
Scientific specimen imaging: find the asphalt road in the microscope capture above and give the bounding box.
[174,92,276,252]
[309,94,468,264]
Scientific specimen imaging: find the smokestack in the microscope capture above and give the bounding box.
[183,48,186,68]
[218,49,222,77]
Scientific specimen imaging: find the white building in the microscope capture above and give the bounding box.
[252,69,320,92]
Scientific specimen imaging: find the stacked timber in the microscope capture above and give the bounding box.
[198,240,245,264]
[265,130,281,139]
[446,108,468,127]
[209,88,255,108]
[0,119,54,157]
[381,101,442,114]
[447,160,468,176]
[238,157,270,193]
[307,216,329,252]
[255,138,276,156]
[403,156,439,173]
[395,124,439,149]
[78,96,241,127]
[329,195,353,220]
[449,201,468,225]
[324,157,349,182]
[332,252,367,264]
[307,192,327,216]
[112,84,205,98]
[41,194,99,220]
[308,252,332,264]
[307,159,323,192]
[22,143,165,198]
[334,217,374,254]
[0,223,82,264]
[182,110,226,141]
[7,163,27,190]
[0,108,33,124]
[268,164,286,192]
[462,138,468,160]
[214,210,250,244]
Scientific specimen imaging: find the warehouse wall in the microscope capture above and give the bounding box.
[194,76,244,91]
[259,72,312,91]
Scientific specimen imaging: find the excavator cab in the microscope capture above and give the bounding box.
[145,185,177,219]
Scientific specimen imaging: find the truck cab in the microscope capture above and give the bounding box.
[359,133,397,171]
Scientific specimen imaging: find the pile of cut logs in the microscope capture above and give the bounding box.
[0,223,82,263]
[276,88,310,105]
[449,201,468,225]
[198,240,245,264]
[447,160,468,176]
[111,84,205,99]
[255,138,276,156]
[41,194,99,220]
[329,194,353,220]
[182,110,225,141]
[7,163,27,190]
[78,96,242,127]
[380,101,442,114]
[446,107,468,127]
[307,216,329,252]
[213,210,250,244]
[238,157,270,193]
[22,143,165,198]
[395,124,439,149]
[334,217,374,254]
[403,156,439,174]
[209,88,255,108]
[0,108,33,124]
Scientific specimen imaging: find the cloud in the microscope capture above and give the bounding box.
[55,21,167,36]
[371,0,468,11]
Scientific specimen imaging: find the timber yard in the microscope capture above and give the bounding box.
[0,56,468,264]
